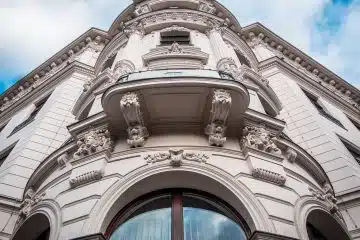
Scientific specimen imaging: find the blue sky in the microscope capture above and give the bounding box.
[0,0,359,94]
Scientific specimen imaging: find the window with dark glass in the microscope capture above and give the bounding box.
[9,95,50,137]
[0,145,15,167]
[341,139,360,164]
[307,223,328,240]
[235,51,251,68]
[160,31,191,45]
[303,90,344,128]
[107,190,248,240]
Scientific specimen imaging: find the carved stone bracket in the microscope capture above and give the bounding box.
[252,168,286,186]
[145,149,209,167]
[134,3,152,16]
[309,184,338,214]
[285,147,297,163]
[73,128,114,159]
[120,92,149,148]
[205,89,232,147]
[57,152,70,168]
[241,125,281,155]
[198,0,217,14]
[69,170,103,188]
[18,188,46,220]
[217,58,242,81]
[112,60,135,80]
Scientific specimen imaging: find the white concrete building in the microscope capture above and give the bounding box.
[0,0,360,239]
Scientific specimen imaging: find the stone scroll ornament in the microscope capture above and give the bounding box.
[309,184,338,214]
[205,89,232,147]
[241,124,281,155]
[18,188,46,221]
[120,92,149,148]
[145,149,209,167]
[73,128,114,159]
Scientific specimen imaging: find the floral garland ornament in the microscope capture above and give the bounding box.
[145,149,209,167]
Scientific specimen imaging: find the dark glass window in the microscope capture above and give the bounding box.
[160,31,190,45]
[108,191,248,240]
[303,90,344,128]
[341,140,360,164]
[9,95,50,137]
[307,223,328,240]
[235,51,251,68]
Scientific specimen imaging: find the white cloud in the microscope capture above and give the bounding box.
[0,0,359,89]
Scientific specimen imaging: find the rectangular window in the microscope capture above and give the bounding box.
[8,95,50,137]
[303,90,344,128]
[341,139,360,165]
[0,145,15,167]
[160,31,190,45]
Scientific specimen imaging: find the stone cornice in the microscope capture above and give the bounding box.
[67,112,108,137]
[0,61,95,123]
[242,23,360,109]
[244,109,285,133]
[0,28,109,116]
[260,57,360,118]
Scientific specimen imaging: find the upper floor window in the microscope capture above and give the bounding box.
[160,31,191,45]
[235,51,251,68]
[342,140,360,165]
[0,145,15,167]
[302,90,344,128]
[8,95,50,137]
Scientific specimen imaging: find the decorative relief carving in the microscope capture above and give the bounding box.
[18,188,46,219]
[125,21,145,37]
[205,89,232,147]
[309,184,338,214]
[145,149,209,167]
[69,170,103,188]
[112,60,135,80]
[198,0,217,14]
[217,58,242,81]
[57,152,70,168]
[120,92,149,148]
[134,3,151,16]
[241,125,281,155]
[252,168,286,185]
[285,147,297,163]
[73,128,114,159]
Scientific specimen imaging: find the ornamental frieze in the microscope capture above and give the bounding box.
[241,125,281,155]
[73,128,114,159]
[145,149,209,167]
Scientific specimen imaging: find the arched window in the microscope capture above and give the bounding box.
[13,214,50,240]
[107,190,248,240]
[235,51,251,68]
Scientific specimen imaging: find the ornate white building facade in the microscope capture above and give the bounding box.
[0,0,360,239]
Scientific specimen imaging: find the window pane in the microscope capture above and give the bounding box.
[183,196,246,240]
[110,196,171,240]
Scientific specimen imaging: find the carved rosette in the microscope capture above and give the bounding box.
[73,128,114,159]
[18,188,46,221]
[205,89,232,147]
[309,184,338,214]
[241,125,281,155]
[145,149,209,167]
[120,92,149,148]
[69,170,103,188]
[252,168,286,186]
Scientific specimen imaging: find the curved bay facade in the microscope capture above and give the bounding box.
[1,1,360,239]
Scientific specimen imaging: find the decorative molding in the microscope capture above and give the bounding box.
[120,92,149,147]
[17,188,46,221]
[241,124,281,155]
[309,184,338,214]
[252,168,286,186]
[198,0,217,14]
[134,3,152,16]
[145,149,209,167]
[69,170,104,188]
[124,21,145,37]
[73,128,114,159]
[57,152,70,168]
[143,42,209,70]
[205,89,232,147]
[217,57,242,81]
[285,147,297,163]
[112,60,135,80]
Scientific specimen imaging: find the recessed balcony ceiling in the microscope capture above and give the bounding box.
[102,70,249,135]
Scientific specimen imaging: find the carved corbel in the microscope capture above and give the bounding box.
[217,58,242,80]
[205,89,232,147]
[134,3,151,16]
[198,0,217,14]
[241,124,281,155]
[112,60,135,80]
[73,128,114,159]
[120,92,149,148]
[309,184,338,214]
[285,147,297,163]
[18,188,46,221]
[125,21,145,37]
